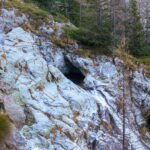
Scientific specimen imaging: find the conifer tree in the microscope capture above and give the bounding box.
[95,0,113,47]
[127,0,149,56]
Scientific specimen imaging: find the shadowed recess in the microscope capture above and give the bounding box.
[64,58,85,86]
[146,115,150,129]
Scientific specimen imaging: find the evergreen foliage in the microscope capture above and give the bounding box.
[96,0,112,48]
[24,0,150,56]
[66,0,112,48]
[65,20,112,48]
[24,0,80,25]
[127,0,150,56]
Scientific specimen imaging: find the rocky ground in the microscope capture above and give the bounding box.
[0,7,149,150]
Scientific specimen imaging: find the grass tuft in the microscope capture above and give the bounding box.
[50,35,76,48]
[114,50,150,77]
[0,114,11,141]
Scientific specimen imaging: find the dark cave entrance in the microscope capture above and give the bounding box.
[64,58,85,86]
[146,115,150,129]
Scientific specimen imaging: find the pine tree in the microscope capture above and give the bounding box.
[127,0,149,56]
[145,0,150,46]
[92,0,113,47]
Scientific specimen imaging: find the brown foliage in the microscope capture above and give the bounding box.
[36,84,45,91]
[102,121,112,132]
[0,115,11,142]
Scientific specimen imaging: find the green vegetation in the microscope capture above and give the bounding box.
[127,0,150,56]
[138,56,150,77]
[75,48,112,58]
[138,56,150,66]
[25,0,113,49]
[3,0,150,59]
[67,0,112,48]
[0,115,11,141]
[114,50,150,77]
[22,0,150,57]
[7,0,49,18]
[25,0,54,9]
[114,50,139,70]
[24,0,78,24]
[53,14,68,23]
[64,27,111,47]
[50,34,76,48]
[5,0,50,29]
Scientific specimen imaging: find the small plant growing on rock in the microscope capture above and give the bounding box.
[0,114,11,142]
[36,84,45,91]
[116,97,124,113]
[139,123,150,139]
[50,35,66,48]
[102,120,112,132]
[71,112,80,124]
[1,53,7,60]
[63,131,76,142]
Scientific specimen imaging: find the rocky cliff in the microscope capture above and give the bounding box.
[0,3,149,150]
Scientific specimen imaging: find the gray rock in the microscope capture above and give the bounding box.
[0,9,149,149]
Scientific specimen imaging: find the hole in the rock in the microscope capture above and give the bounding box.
[146,115,150,129]
[65,70,85,85]
[64,59,85,86]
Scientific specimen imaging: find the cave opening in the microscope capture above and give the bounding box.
[64,58,85,86]
[146,115,150,129]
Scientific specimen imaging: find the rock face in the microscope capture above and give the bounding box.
[0,8,149,150]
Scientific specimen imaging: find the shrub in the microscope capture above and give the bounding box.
[127,0,150,56]
[53,13,68,23]
[0,115,11,141]
[64,26,112,49]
